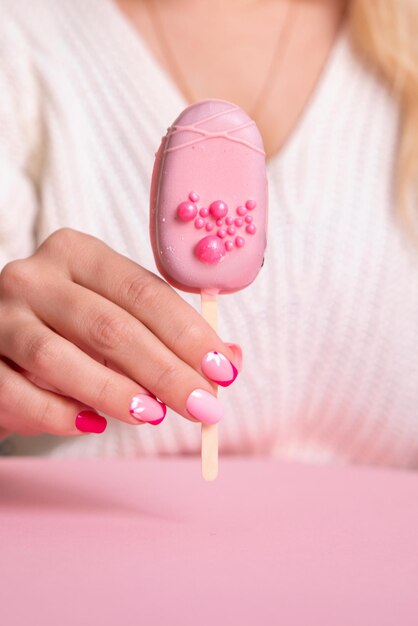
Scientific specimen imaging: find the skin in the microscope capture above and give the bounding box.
[117,0,347,159]
[0,229,238,438]
[0,0,345,440]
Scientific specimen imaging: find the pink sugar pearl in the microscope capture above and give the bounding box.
[205,222,214,232]
[245,199,257,210]
[195,236,226,264]
[245,215,253,223]
[199,207,209,217]
[209,200,228,219]
[227,226,236,236]
[189,191,200,203]
[236,206,247,217]
[177,201,197,222]
[225,240,234,252]
[216,218,224,227]
[225,216,234,226]
[194,217,205,229]
[217,228,226,238]
[246,224,256,235]
[234,217,244,227]
[235,236,245,248]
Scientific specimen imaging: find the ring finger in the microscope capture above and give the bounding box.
[0,313,168,427]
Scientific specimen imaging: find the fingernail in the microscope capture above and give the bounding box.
[201,351,238,387]
[186,389,223,425]
[129,393,166,425]
[75,410,107,434]
[225,343,243,372]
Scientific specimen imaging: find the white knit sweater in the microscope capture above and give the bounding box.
[1,0,418,467]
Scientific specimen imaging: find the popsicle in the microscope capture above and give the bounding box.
[150,99,268,480]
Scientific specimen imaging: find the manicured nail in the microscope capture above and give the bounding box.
[201,351,238,387]
[186,389,224,425]
[129,393,166,425]
[225,343,243,372]
[75,410,107,434]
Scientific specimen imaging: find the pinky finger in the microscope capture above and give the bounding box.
[0,358,107,437]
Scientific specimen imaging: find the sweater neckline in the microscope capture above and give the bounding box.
[103,0,349,169]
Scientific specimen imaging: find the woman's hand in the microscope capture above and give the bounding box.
[0,228,241,438]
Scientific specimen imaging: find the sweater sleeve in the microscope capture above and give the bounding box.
[0,13,40,269]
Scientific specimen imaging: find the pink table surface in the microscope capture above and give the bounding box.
[1,457,418,626]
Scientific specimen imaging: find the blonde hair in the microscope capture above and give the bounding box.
[349,0,418,239]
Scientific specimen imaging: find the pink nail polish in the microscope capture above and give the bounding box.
[201,351,238,387]
[186,389,223,425]
[75,410,107,434]
[130,394,166,425]
[225,343,243,372]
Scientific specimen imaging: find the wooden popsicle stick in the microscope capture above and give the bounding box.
[200,291,218,481]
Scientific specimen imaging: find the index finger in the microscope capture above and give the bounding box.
[41,229,240,381]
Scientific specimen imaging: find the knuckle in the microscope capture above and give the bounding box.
[172,319,206,351]
[32,398,54,432]
[154,360,179,394]
[94,374,117,406]
[120,272,162,311]
[50,227,77,246]
[25,333,57,375]
[88,311,130,351]
[39,227,77,255]
[0,259,34,297]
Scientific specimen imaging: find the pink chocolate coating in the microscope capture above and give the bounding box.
[150,99,268,294]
